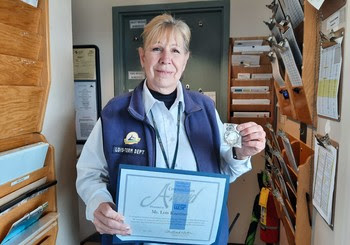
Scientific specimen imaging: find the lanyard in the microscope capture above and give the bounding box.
[150,103,181,169]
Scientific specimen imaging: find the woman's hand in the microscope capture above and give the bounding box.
[235,122,266,159]
[93,202,132,235]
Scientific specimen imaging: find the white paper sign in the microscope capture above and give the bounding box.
[74,82,98,140]
[130,19,147,29]
[73,48,96,80]
[128,71,145,80]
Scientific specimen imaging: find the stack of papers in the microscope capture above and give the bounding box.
[233,40,271,53]
[251,73,273,79]
[232,99,270,105]
[232,55,260,66]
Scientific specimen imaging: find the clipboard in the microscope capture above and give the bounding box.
[317,28,344,121]
[313,134,339,228]
[319,0,346,20]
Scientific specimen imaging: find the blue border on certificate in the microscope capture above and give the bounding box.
[113,164,230,244]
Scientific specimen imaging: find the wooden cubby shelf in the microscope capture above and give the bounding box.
[272,133,314,245]
[0,0,58,244]
[227,36,276,129]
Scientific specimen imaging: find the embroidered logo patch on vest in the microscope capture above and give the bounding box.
[124,132,141,145]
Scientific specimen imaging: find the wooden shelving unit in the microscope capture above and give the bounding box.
[271,2,319,127]
[228,37,275,128]
[272,133,314,245]
[267,1,320,244]
[0,0,58,244]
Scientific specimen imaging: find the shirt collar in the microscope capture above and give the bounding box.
[143,80,185,115]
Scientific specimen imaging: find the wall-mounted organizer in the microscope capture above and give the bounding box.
[265,0,320,126]
[0,0,58,244]
[227,37,276,127]
[267,131,314,245]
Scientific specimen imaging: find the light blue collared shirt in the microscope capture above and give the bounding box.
[142,80,251,177]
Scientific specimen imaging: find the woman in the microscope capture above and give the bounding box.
[76,14,266,245]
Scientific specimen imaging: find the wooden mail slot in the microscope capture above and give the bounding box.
[0,0,41,33]
[0,22,42,60]
[0,86,45,139]
[0,54,43,86]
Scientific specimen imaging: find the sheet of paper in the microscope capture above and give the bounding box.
[237,73,251,79]
[274,1,286,23]
[0,177,47,206]
[273,150,297,193]
[279,39,303,87]
[251,73,273,79]
[3,213,58,245]
[307,0,326,10]
[233,45,270,53]
[279,0,304,28]
[232,55,260,66]
[317,39,342,120]
[267,1,285,23]
[128,71,145,80]
[264,19,283,43]
[20,0,38,7]
[0,142,48,186]
[278,130,298,173]
[282,22,302,66]
[73,48,96,80]
[269,51,286,87]
[321,6,346,35]
[1,202,48,244]
[232,99,270,105]
[129,19,147,29]
[313,139,338,225]
[74,81,98,140]
[115,165,228,244]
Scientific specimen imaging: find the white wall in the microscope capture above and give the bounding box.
[72,0,270,243]
[228,1,270,244]
[42,0,80,244]
[312,3,350,245]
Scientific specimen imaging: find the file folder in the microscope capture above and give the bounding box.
[1,202,48,244]
[0,142,49,186]
[0,177,47,206]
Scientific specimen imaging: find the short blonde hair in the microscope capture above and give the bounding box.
[141,14,191,53]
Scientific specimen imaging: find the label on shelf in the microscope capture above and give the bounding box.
[233,112,270,118]
[231,86,269,93]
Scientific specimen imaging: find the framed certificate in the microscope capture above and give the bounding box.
[73,45,101,143]
[114,164,229,244]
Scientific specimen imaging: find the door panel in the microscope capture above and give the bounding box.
[113,1,229,120]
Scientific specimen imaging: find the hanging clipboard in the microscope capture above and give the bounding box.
[313,134,339,228]
[317,28,344,121]
[73,45,102,144]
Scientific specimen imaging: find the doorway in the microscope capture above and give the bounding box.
[113,0,230,120]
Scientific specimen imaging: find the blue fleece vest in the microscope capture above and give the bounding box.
[100,81,228,245]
